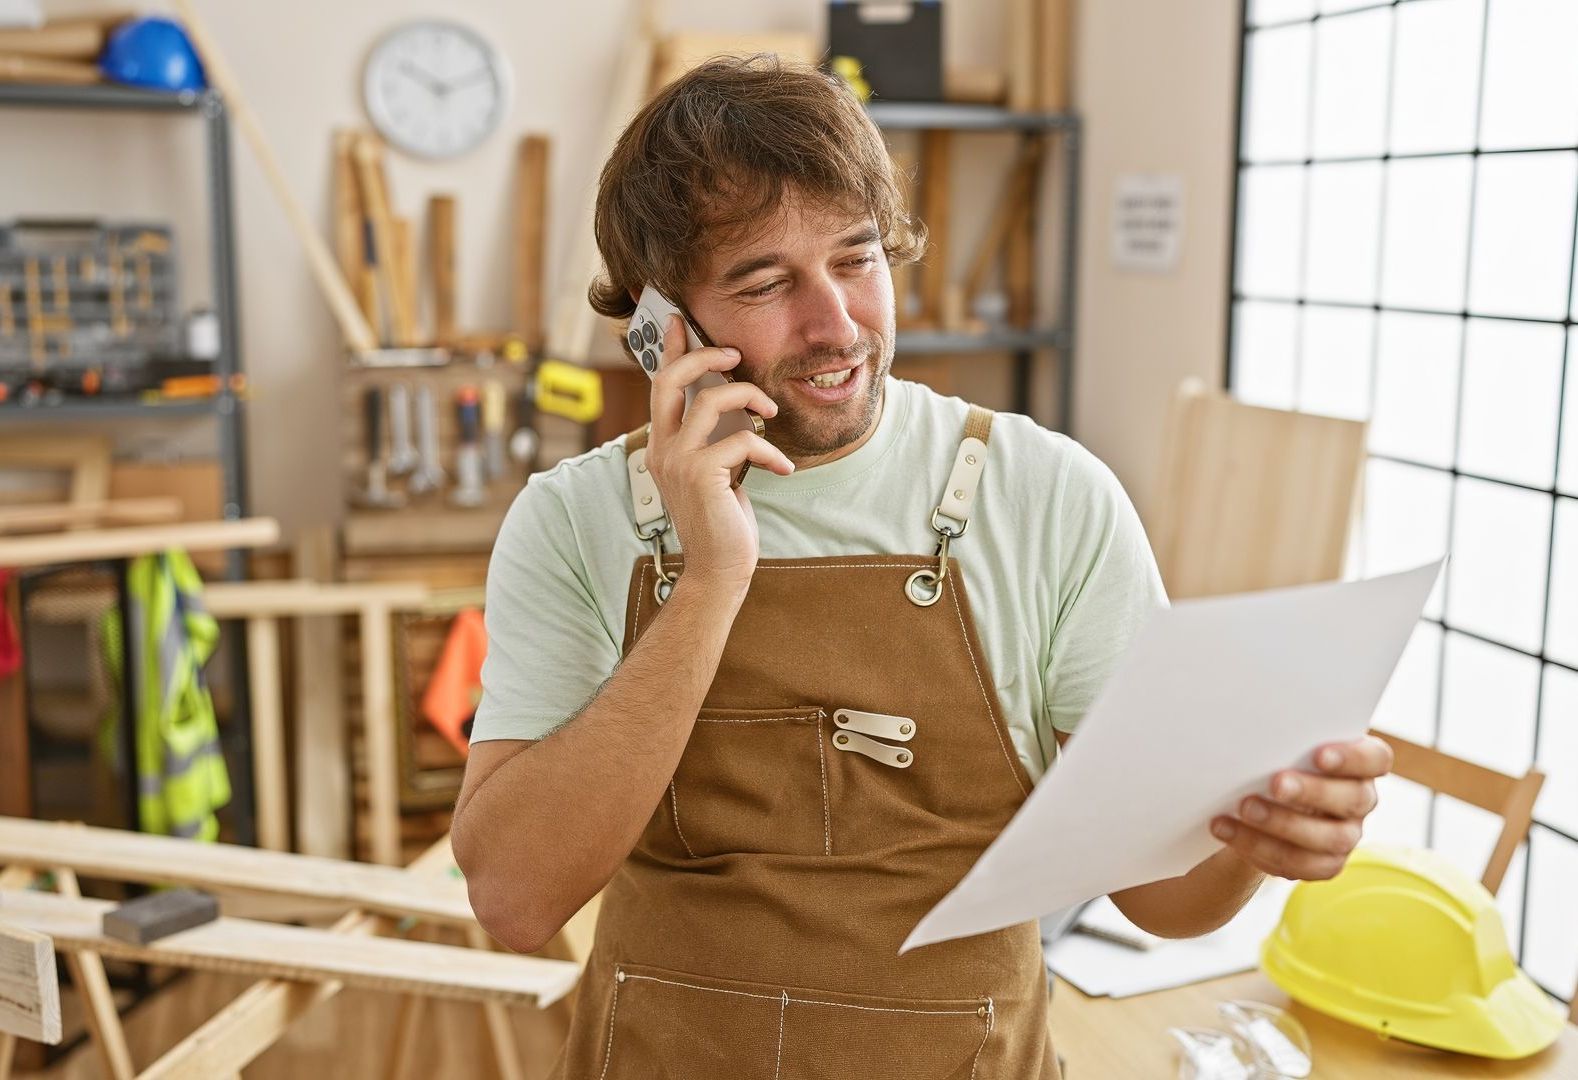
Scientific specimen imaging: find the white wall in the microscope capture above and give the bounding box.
[0,0,1241,535]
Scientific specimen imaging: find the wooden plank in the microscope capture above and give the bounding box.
[0,17,117,60]
[203,580,428,619]
[0,923,58,1043]
[0,818,474,928]
[1006,187,1035,329]
[0,498,182,535]
[361,604,401,866]
[54,868,133,1080]
[1007,0,1037,111]
[293,527,349,860]
[246,616,288,852]
[917,130,953,326]
[0,581,26,821]
[333,130,378,330]
[352,134,416,349]
[963,137,1044,303]
[0,53,100,84]
[428,195,457,348]
[136,838,458,1080]
[0,518,278,569]
[393,216,420,346]
[1037,0,1072,112]
[513,136,549,353]
[0,889,579,1008]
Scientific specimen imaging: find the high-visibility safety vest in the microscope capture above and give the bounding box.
[101,550,230,840]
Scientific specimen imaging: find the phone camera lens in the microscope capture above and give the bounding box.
[641,321,658,345]
[639,349,658,372]
[626,329,643,352]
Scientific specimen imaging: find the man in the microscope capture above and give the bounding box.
[453,56,1392,1079]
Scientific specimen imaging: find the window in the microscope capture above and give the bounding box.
[1230,0,1578,1003]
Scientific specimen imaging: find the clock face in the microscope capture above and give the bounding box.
[362,20,511,159]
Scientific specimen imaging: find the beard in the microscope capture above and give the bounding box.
[747,327,894,461]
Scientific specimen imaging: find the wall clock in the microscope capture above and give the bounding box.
[362,20,511,159]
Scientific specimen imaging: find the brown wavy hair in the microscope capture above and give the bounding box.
[589,54,926,320]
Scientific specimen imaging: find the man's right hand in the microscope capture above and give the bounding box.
[644,314,794,596]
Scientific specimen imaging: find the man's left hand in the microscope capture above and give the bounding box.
[1210,734,1394,882]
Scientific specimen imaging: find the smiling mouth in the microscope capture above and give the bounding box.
[805,367,856,388]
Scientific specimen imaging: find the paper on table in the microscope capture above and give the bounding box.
[901,559,1444,954]
[1048,878,1295,998]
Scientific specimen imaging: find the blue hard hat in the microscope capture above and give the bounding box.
[100,17,207,93]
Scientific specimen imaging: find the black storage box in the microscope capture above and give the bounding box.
[827,1,943,103]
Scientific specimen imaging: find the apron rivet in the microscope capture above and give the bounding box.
[977,1004,989,1018]
[900,723,912,735]
[637,462,647,473]
[966,454,977,465]
[897,751,910,763]
[835,734,848,746]
[953,489,965,500]
[641,495,653,505]
[616,969,627,983]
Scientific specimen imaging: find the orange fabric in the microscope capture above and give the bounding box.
[421,607,486,756]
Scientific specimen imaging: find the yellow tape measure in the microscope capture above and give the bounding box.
[534,360,603,425]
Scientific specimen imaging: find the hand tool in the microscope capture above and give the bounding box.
[386,381,419,475]
[354,385,404,509]
[507,375,539,471]
[481,380,506,480]
[450,386,485,508]
[429,194,457,347]
[103,888,218,945]
[407,384,446,495]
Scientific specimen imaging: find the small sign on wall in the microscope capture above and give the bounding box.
[1112,173,1185,273]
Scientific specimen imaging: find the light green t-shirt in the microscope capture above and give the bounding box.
[471,375,1168,782]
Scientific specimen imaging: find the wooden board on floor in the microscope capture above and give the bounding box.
[0,922,60,1043]
[0,889,580,1008]
[0,818,471,927]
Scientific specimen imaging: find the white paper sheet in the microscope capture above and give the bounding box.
[1048,878,1295,998]
[901,559,1444,954]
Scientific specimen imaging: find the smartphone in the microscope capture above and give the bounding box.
[629,284,765,488]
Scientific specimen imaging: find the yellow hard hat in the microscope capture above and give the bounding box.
[1261,845,1565,1060]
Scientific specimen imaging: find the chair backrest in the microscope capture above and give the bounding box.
[1370,731,1545,896]
[1149,379,1368,600]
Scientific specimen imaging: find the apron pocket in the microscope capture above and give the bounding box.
[662,705,832,859]
[599,962,993,1080]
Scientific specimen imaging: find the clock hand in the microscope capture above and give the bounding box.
[442,65,493,92]
[398,60,447,97]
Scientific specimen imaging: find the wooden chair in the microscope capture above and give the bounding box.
[1369,731,1545,896]
[1149,378,1369,600]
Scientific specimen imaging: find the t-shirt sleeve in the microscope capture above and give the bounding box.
[469,477,621,743]
[1042,441,1169,737]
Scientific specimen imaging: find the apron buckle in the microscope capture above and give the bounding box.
[636,519,677,605]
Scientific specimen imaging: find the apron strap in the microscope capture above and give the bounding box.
[624,424,668,534]
[936,404,993,533]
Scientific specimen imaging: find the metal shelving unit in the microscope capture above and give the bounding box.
[0,81,249,530]
[867,101,1081,434]
[0,81,256,850]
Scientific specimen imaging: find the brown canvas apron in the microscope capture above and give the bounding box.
[548,404,1060,1079]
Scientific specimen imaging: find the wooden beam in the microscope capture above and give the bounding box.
[0,888,580,1008]
[0,923,59,1044]
[513,136,549,353]
[203,580,428,619]
[0,518,278,569]
[292,528,349,860]
[334,130,378,330]
[0,818,473,927]
[245,616,288,852]
[360,603,400,866]
[917,130,953,326]
[428,195,457,348]
[137,838,456,1080]
[0,498,182,535]
[54,869,133,1080]
[352,134,416,349]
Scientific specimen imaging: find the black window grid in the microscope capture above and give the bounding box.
[1225,0,1578,1000]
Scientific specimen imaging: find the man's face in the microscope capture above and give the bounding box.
[681,191,895,463]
